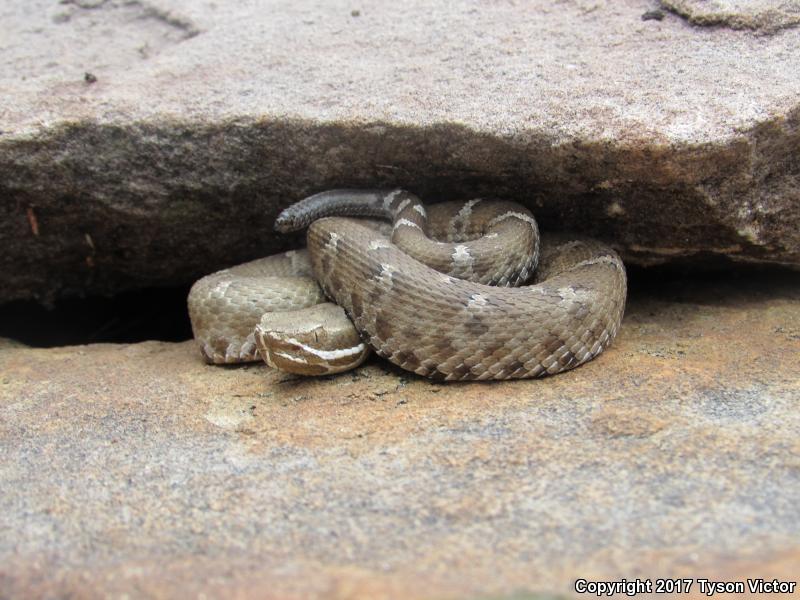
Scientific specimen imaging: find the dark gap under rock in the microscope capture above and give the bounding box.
[0,286,193,347]
[0,266,796,348]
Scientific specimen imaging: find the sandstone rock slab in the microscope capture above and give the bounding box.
[1,272,799,598]
[661,0,800,34]
[1,0,799,303]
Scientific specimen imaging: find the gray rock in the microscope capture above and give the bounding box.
[1,0,799,304]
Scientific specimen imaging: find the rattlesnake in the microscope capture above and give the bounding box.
[188,189,627,380]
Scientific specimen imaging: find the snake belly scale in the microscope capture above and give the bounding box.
[188,189,627,381]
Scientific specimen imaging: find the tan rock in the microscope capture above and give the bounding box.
[1,273,799,598]
[661,0,800,34]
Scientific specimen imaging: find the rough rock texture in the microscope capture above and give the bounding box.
[661,0,800,34]
[1,0,799,304]
[1,272,799,598]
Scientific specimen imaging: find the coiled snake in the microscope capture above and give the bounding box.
[188,189,626,381]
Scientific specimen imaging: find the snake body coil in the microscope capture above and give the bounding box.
[188,189,627,380]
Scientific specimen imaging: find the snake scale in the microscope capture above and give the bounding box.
[188,189,627,380]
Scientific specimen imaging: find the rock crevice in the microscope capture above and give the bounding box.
[2,113,799,303]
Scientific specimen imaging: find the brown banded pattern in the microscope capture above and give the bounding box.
[189,189,627,379]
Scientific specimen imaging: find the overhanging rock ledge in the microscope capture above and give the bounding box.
[1,0,798,303]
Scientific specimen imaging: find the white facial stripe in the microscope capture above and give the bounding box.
[255,330,274,366]
[413,204,427,217]
[273,350,308,364]
[283,337,366,361]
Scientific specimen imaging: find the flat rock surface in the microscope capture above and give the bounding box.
[2,271,799,598]
[661,0,800,33]
[1,0,799,303]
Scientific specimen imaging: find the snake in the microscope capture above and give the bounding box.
[187,189,627,381]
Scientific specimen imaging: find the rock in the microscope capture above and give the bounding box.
[0,337,26,349]
[661,0,800,34]
[1,1,799,304]
[1,272,799,598]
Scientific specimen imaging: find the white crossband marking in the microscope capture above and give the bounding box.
[487,211,538,229]
[451,244,475,277]
[573,256,619,269]
[377,263,396,287]
[468,293,488,308]
[288,249,308,272]
[457,198,482,220]
[213,280,232,296]
[225,342,240,362]
[382,189,404,210]
[240,334,256,358]
[556,241,584,253]
[393,218,421,231]
[449,198,480,237]
[413,204,427,217]
[369,239,392,250]
[395,198,411,215]
[452,244,472,264]
[326,232,340,249]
